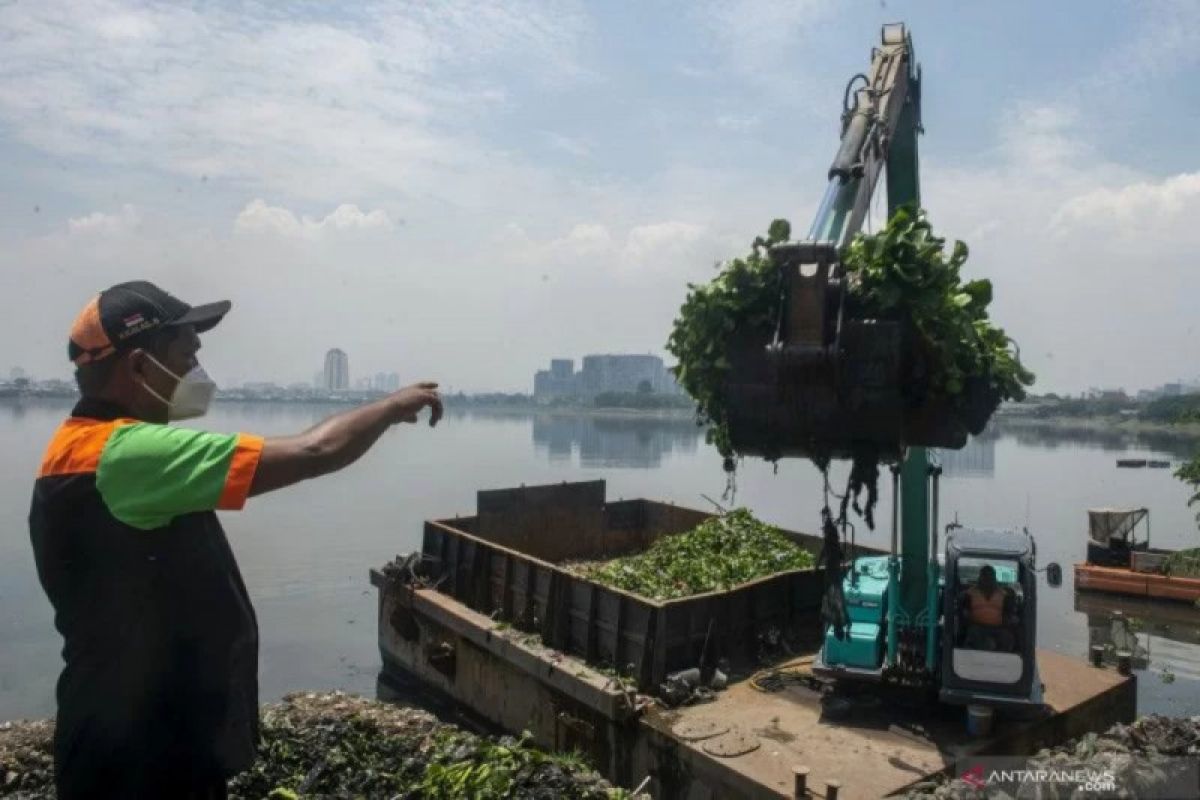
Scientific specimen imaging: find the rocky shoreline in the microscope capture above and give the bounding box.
[6,697,1198,798]
[902,715,1200,798]
[0,692,637,799]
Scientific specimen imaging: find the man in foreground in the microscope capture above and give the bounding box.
[29,281,443,798]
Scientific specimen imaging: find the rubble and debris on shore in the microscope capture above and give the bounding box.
[901,714,1200,798]
[0,692,639,799]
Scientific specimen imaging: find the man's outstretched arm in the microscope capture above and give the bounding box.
[249,382,442,497]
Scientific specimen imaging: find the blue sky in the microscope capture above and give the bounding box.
[1,0,1197,393]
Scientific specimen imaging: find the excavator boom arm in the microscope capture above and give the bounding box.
[807,22,920,249]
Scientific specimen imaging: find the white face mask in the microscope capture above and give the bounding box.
[140,353,217,420]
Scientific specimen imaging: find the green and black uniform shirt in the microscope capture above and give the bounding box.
[29,398,264,795]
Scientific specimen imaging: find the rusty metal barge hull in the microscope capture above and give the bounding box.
[1075,563,1200,603]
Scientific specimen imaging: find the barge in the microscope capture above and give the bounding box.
[373,481,1136,799]
[1075,508,1200,603]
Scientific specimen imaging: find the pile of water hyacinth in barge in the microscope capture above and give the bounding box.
[0,692,640,799]
[568,509,814,600]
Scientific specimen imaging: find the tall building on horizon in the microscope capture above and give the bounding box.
[323,348,349,391]
[372,371,402,392]
[533,354,684,402]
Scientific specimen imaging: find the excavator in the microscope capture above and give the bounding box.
[723,23,1061,712]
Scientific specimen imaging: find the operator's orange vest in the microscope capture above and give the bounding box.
[967,586,1004,626]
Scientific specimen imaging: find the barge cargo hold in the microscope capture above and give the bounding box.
[373,481,1136,799]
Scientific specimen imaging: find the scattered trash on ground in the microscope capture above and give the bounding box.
[901,714,1200,798]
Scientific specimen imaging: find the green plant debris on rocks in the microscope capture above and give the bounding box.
[901,714,1200,799]
[573,509,814,601]
[0,692,638,799]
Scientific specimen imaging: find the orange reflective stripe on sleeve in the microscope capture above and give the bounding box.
[37,417,136,478]
[217,433,264,510]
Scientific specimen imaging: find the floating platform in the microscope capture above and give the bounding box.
[1075,562,1200,603]
[373,482,1136,799]
[1115,459,1171,469]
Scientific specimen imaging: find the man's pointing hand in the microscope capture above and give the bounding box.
[390,382,443,426]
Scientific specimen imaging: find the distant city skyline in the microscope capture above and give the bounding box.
[534,353,685,402]
[4,356,1200,402]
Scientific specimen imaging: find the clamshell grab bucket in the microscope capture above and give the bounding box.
[721,244,999,461]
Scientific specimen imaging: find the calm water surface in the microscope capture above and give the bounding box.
[3,399,1199,720]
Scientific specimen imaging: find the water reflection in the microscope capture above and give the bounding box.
[992,419,1199,459]
[1075,592,1200,685]
[532,413,701,468]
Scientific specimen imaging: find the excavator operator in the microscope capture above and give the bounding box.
[963,565,1016,652]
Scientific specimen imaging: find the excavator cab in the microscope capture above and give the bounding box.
[939,529,1044,711]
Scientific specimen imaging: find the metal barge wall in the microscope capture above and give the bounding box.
[410,480,864,690]
[372,479,848,791]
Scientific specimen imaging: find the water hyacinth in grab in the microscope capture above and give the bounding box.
[666,207,1035,526]
[576,510,814,601]
[667,206,1034,469]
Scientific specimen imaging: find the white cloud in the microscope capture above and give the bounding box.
[1091,0,1200,87]
[0,1,590,205]
[715,114,760,132]
[623,221,707,264]
[3,3,1198,395]
[67,204,141,236]
[234,200,395,239]
[693,0,832,93]
[922,106,1199,394]
[1051,172,1200,236]
[543,132,592,158]
[506,219,714,278]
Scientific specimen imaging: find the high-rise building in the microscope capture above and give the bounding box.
[579,354,664,396]
[323,348,349,391]
[370,371,401,391]
[550,359,574,379]
[533,354,685,402]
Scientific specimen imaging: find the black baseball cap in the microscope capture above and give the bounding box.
[68,281,231,366]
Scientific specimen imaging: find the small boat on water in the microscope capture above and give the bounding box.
[1074,508,1200,604]
[1116,458,1174,469]
[1116,459,1148,468]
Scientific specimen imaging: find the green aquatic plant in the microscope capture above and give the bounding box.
[666,207,1033,463]
[227,694,627,799]
[1163,547,1200,578]
[577,509,814,601]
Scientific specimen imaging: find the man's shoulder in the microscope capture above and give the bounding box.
[104,422,238,455]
